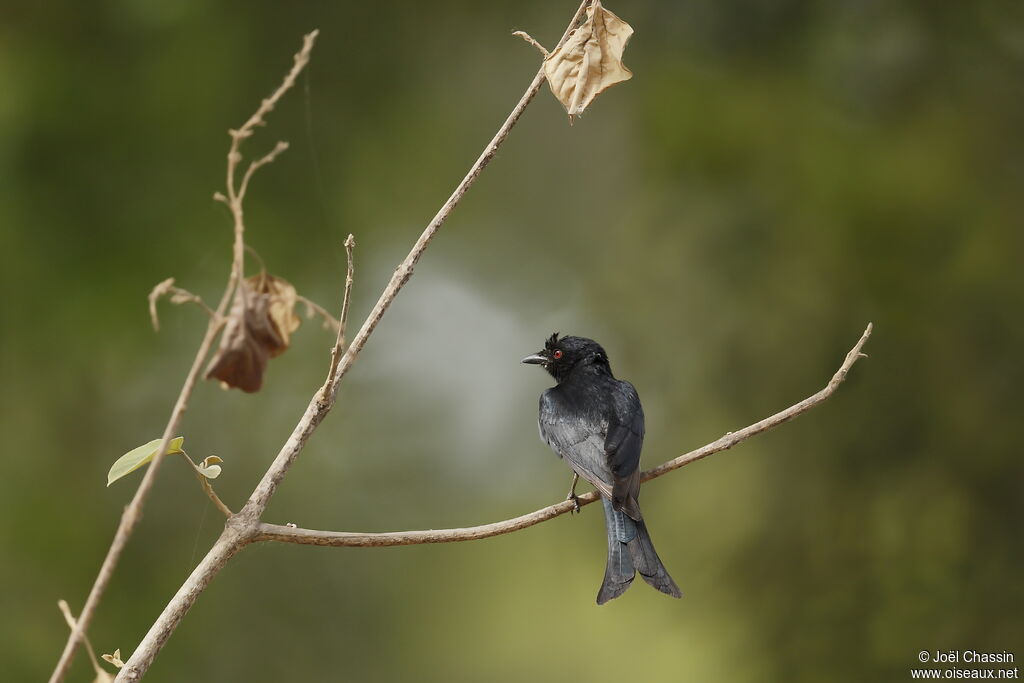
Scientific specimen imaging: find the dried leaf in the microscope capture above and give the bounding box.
[249,273,301,354]
[107,437,185,487]
[543,0,634,122]
[197,455,224,479]
[204,274,300,392]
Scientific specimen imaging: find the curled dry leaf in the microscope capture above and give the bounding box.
[204,273,301,393]
[542,0,634,122]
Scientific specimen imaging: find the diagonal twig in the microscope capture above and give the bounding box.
[57,601,112,681]
[321,234,356,401]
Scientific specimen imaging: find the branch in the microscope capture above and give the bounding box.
[178,452,233,518]
[147,278,217,331]
[238,140,289,203]
[321,234,356,400]
[254,323,872,548]
[216,30,320,327]
[57,601,112,682]
[240,0,592,519]
[49,302,229,683]
[513,30,550,57]
[51,31,319,683]
[296,294,341,332]
[116,6,592,680]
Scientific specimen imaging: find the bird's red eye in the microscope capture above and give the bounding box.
[553,349,563,360]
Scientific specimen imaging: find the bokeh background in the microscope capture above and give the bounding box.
[2,1,1022,681]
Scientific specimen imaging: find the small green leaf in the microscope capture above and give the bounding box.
[197,455,223,480]
[107,437,184,487]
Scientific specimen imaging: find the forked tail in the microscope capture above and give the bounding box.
[597,498,682,605]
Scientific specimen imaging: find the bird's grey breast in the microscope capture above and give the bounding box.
[538,388,612,488]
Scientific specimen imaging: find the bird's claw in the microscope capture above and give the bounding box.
[566,492,580,514]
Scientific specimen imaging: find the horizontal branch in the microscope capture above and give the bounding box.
[255,323,873,548]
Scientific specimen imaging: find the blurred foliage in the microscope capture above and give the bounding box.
[1,1,1022,681]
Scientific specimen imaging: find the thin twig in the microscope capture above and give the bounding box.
[57,601,110,681]
[178,452,233,518]
[338,234,356,345]
[49,307,227,683]
[513,30,550,57]
[148,279,217,331]
[197,476,233,518]
[221,31,320,323]
[297,294,341,332]
[50,31,319,683]
[238,141,289,202]
[321,234,356,401]
[253,324,873,547]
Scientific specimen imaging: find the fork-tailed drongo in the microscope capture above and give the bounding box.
[523,333,682,604]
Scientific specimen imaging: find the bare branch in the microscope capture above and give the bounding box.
[196,476,233,519]
[178,452,233,518]
[339,234,356,344]
[116,7,591,679]
[513,30,549,57]
[148,278,217,331]
[49,31,319,683]
[57,601,111,681]
[115,522,253,683]
[221,31,318,312]
[49,305,229,683]
[297,294,341,332]
[254,324,873,548]
[321,234,356,401]
[241,0,593,520]
[238,141,289,203]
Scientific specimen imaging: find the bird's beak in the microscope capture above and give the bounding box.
[521,352,548,366]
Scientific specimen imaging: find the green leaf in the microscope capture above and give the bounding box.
[196,455,223,480]
[107,437,184,487]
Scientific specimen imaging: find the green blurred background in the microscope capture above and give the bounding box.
[2,1,1022,681]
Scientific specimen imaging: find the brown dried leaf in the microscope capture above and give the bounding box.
[543,0,634,122]
[248,272,301,355]
[204,274,300,393]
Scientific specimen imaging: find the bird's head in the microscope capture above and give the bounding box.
[521,333,611,383]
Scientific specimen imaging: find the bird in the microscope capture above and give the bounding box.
[522,333,682,604]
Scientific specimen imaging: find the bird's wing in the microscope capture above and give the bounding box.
[538,390,615,500]
[604,381,645,520]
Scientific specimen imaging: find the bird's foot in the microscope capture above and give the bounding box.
[566,492,580,514]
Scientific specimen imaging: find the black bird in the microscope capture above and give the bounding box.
[523,333,682,604]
